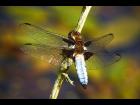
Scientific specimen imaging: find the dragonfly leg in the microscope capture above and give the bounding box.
[62,73,74,86]
[60,57,73,71]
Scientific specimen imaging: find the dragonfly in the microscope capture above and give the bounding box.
[20,23,121,89]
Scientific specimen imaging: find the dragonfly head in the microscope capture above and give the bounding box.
[68,30,81,41]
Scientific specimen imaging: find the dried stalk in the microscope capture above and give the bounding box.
[49,6,92,99]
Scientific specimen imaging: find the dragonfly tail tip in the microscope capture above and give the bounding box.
[81,84,87,89]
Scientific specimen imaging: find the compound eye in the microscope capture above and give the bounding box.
[73,31,80,36]
[68,30,75,40]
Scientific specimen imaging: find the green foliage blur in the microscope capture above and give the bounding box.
[0,6,140,99]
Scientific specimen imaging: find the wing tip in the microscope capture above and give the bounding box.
[109,33,113,35]
[23,23,31,25]
[19,23,31,28]
[24,43,32,45]
[108,33,114,37]
[115,51,121,60]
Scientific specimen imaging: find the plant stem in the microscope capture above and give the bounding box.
[75,6,92,32]
[49,72,65,99]
[49,6,92,99]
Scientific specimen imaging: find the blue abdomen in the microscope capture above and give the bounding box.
[75,54,88,88]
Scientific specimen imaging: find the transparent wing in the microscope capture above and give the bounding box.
[19,23,68,47]
[21,43,65,66]
[86,33,120,70]
[96,50,121,65]
[87,33,114,52]
[86,50,121,70]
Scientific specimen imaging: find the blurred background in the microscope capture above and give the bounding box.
[0,6,140,99]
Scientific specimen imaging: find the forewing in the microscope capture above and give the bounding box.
[87,33,114,52]
[21,43,64,66]
[20,23,68,47]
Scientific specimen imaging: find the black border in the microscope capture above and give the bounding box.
[0,0,140,103]
[0,0,140,6]
[0,99,140,104]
